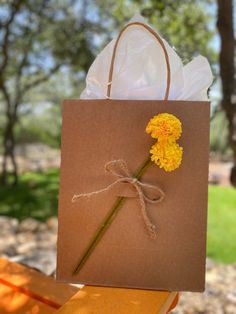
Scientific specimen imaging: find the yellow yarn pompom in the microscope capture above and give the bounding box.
[150,142,183,172]
[146,113,183,172]
[146,113,182,142]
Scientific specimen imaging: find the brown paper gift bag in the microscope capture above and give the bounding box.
[56,22,210,292]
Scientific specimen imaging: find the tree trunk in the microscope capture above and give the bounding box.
[1,113,18,186]
[217,0,236,186]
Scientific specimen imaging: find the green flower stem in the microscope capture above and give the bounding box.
[72,156,152,275]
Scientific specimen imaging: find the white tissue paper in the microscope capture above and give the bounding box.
[80,15,213,101]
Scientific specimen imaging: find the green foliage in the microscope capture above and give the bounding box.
[16,71,85,148]
[0,0,95,81]
[141,0,216,64]
[100,0,217,64]
[0,169,59,221]
[207,185,236,263]
[0,167,236,263]
[15,108,61,148]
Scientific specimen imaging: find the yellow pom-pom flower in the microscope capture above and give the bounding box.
[146,113,183,172]
[146,113,182,143]
[150,142,183,172]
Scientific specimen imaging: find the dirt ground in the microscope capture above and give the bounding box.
[209,161,232,186]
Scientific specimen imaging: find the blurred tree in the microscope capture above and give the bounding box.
[217,0,236,186]
[0,0,217,186]
[210,111,231,156]
[0,0,95,186]
[99,0,216,64]
[15,71,83,148]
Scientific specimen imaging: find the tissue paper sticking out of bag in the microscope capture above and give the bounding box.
[80,16,213,101]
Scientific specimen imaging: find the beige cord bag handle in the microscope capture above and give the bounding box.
[106,21,171,100]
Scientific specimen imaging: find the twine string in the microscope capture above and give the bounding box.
[72,159,165,239]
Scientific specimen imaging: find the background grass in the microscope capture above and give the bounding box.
[0,169,236,263]
[0,169,59,221]
[207,185,236,263]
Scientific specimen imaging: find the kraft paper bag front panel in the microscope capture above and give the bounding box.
[56,99,210,292]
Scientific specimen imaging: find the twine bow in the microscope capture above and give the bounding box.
[72,159,165,239]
